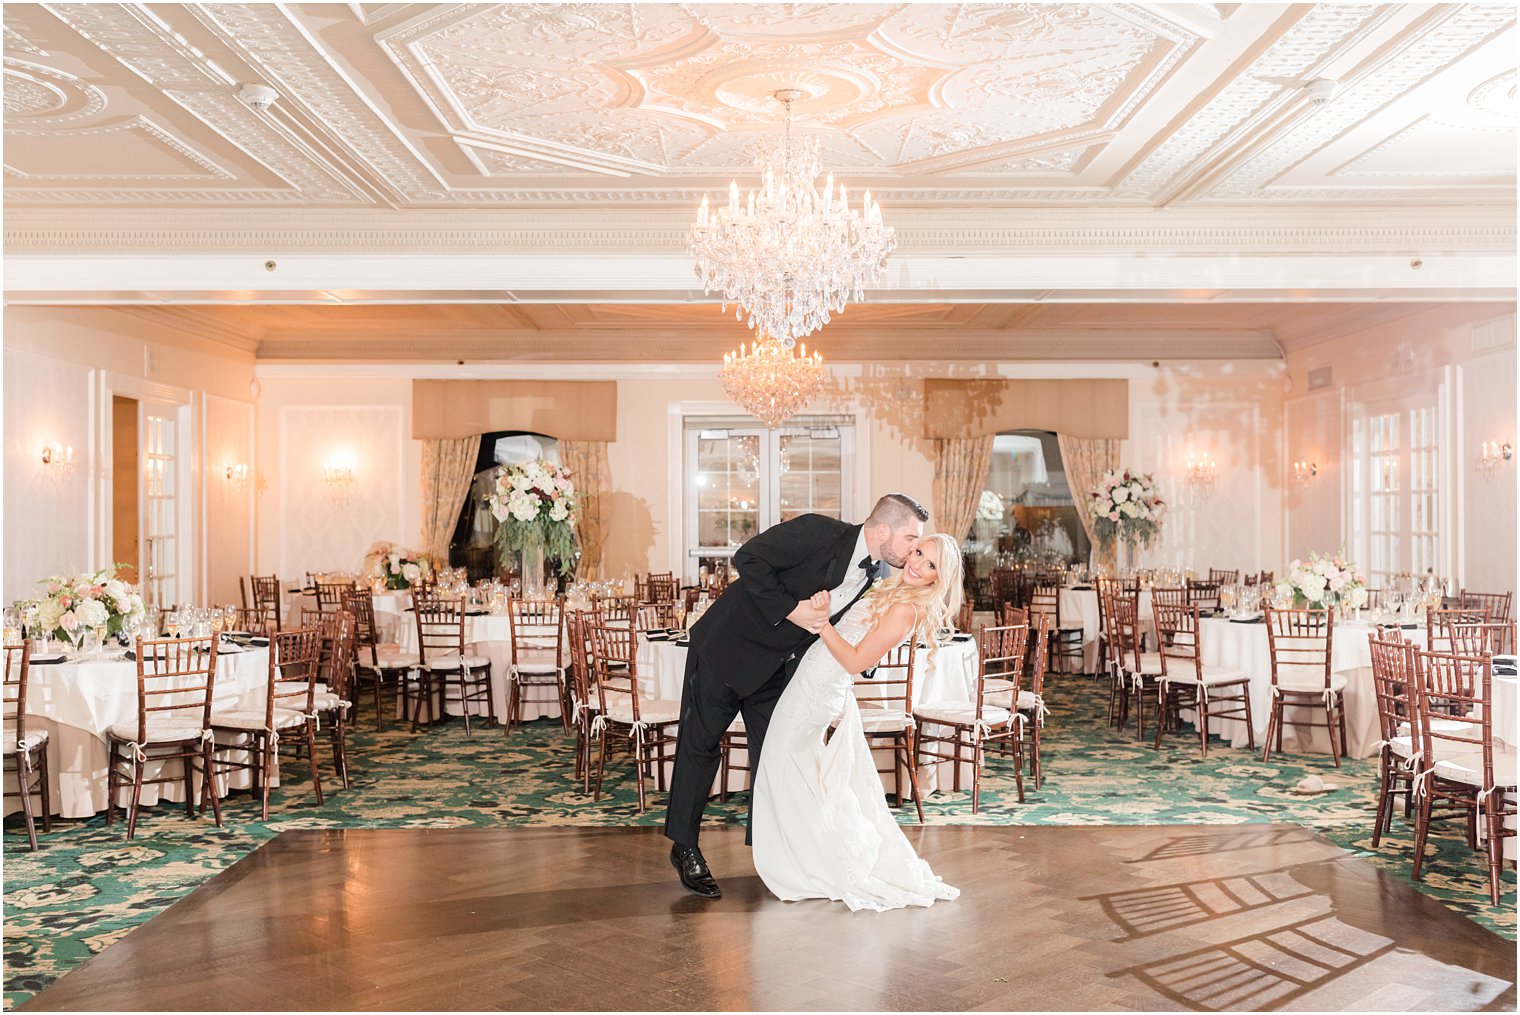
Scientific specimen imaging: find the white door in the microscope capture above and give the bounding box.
[140,402,180,609]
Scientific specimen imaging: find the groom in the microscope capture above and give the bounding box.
[665,492,929,898]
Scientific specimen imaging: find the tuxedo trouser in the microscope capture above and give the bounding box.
[663,650,788,848]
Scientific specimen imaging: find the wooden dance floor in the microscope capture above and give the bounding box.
[22,824,1516,1011]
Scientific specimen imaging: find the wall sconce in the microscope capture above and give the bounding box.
[1478,441,1513,481]
[1184,452,1217,499]
[323,454,356,506]
[1292,461,1318,487]
[40,442,75,480]
[224,463,250,488]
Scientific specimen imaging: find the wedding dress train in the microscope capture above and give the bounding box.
[751,601,959,912]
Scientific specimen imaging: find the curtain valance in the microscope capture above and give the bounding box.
[922,379,1128,440]
[411,380,617,441]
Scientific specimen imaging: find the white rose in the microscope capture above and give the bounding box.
[1297,575,1327,602]
[1112,487,1131,504]
[1120,501,1139,518]
[549,501,570,522]
[1346,587,1368,608]
[401,563,421,582]
[76,598,108,628]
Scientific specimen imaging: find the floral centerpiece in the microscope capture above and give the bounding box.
[487,459,577,578]
[1088,469,1167,557]
[23,566,144,647]
[363,542,431,590]
[976,489,1005,522]
[1275,552,1368,610]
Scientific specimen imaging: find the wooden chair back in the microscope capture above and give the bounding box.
[316,611,356,700]
[129,635,219,743]
[999,603,1028,628]
[1027,612,1051,690]
[991,568,1019,607]
[1028,584,1061,627]
[1150,586,1187,611]
[593,595,635,626]
[1428,607,1492,652]
[954,597,974,633]
[1460,589,1513,624]
[1186,579,1221,612]
[852,640,915,714]
[1109,594,1145,674]
[508,597,565,670]
[646,573,678,604]
[1153,601,1204,679]
[1367,629,1417,747]
[1449,621,1514,656]
[1208,568,1240,584]
[978,624,1029,712]
[270,628,322,721]
[3,641,33,749]
[1263,606,1334,691]
[1413,649,1494,781]
[636,601,678,631]
[249,575,282,630]
[412,595,466,667]
[565,612,594,718]
[589,621,642,722]
[342,590,382,666]
[315,579,354,613]
[232,607,274,637]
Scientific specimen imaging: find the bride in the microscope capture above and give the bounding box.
[751,532,963,912]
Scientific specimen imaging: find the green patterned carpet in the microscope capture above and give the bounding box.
[3,678,1514,1009]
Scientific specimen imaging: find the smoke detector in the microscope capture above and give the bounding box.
[1302,78,1340,105]
[238,82,279,112]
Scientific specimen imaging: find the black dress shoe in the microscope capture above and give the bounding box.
[671,844,722,899]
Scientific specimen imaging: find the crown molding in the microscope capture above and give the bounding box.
[4,203,1513,255]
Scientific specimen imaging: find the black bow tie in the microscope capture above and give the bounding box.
[858,555,874,572]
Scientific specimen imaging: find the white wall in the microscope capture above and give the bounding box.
[3,308,255,605]
[1283,305,1517,593]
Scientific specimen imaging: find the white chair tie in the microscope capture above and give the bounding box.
[1018,694,1050,727]
[591,714,650,737]
[122,728,212,764]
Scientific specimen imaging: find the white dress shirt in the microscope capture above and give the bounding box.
[828,529,874,616]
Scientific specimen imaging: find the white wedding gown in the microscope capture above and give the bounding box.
[751,601,960,912]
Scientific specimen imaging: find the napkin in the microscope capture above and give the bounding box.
[29,654,66,665]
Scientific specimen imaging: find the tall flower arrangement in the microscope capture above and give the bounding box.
[1088,469,1166,556]
[1275,552,1368,609]
[23,566,144,646]
[363,542,431,590]
[487,459,577,577]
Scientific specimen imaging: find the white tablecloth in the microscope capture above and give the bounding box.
[1053,587,1155,672]
[1196,618,1427,759]
[5,645,271,818]
[635,635,982,794]
[394,611,562,723]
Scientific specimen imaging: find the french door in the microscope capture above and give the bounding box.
[139,400,180,609]
[1348,387,1443,587]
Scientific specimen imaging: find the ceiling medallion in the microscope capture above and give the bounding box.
[689,88,896,348]
[718,332,829,430]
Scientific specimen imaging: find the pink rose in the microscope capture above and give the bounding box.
[60,612,79,631]
[1109,511,1120,521]
[60,595,72,609]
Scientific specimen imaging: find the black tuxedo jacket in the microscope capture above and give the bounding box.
[689,512,888,697]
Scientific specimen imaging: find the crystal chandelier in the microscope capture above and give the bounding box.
[719,333,829,430]
[689,89,896,348]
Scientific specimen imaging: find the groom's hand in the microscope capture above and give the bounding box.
[786,594,829,633]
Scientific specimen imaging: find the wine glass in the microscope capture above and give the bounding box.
[1219,584,1237,614]
[933,625,955,647]
[164,611,180,639]
[673,604,687,632]
[2,607,20,646]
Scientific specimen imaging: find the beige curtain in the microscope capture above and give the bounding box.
[420,437,481,566]
[560,440,610,580]
[1058,434,1121,568]
[932,436,995,542]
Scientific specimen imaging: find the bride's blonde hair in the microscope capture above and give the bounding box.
[860,533,964,657]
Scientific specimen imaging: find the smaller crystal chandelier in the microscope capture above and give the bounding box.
[719,333,829,429]
[1184,452,1218,499]
[689,89,895,348]
[1478,440,1513,481]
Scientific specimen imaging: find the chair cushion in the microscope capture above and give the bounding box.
[211,707,307,732]
[1016,690,1043,712]
[1388,734,1415,759]
[275,681,329,696]
[983,677,1017,694]
[1125,654,1164,676]
[106,718,208,744]
[1161,665,1247,686]
[3,728,48,754]
[1395,718,1469,738]
[424,653,491,671]
[600,699,681,725]
[1432,745,1518,789]
[857,708,912,734]
[915,704,1012,727]
[372,649,419,669]
[1274,671,1348,694]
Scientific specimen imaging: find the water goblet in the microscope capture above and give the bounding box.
[164,611,180,639]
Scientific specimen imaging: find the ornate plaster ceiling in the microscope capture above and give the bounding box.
[3,2,1515,211]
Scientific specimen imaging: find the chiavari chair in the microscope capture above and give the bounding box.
[506,596,567,735]
[1411,649,1516,906]
[1427,607,1492,653]
[249,575,283,631]
[1112,594,1163,738]
[1153,602,1252,757]
[1450,621,1516,657]
[314,579,355,613]
[1016,613,1052,788]
[636,601,678,631]
[1094,575,1127,676]
[923,623,1027,810]
[954,597,975,634]
[844,639,923,821]
[413,594,494,735]
[1029,583,1084,674]
[998,602,1027,628]
[288,610,355,789]
[107,635,221,839]
[1460,590,1513,624]
[646,572,678,604]
[232,606,275,637]
[1185,579,1222,613]
[211,628,324,819]
[564,612,597,793]
[991,568,1019,609]
[1208,568,1240,585]
[1261,606,1344,765]
[344,589,417,731]
[4,641,50,849]
[1362,587,1385,611]
[1150,586,1187,611]
[588,621,679,812]
[593,595,636,627]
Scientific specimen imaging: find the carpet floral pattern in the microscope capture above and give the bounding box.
[4,678,1513,1008]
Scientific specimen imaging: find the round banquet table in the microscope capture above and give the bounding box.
[1195,618,1427,759]
[1053,587,1155,673]
[393,610,562,723]
[3,644,271,818]
[369,590,410,643]
[635,634,982,795]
